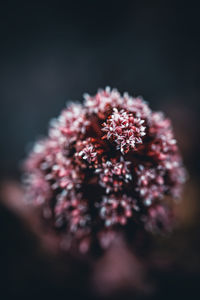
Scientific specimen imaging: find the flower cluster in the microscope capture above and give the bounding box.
[24,87,186,253]
[102,108,146,154]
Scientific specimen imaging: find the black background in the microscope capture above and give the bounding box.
[0,0,199,179]
[0,1,200,299]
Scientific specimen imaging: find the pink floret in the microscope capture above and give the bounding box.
[24,87,186,253]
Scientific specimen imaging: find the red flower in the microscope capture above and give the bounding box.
[24,87,186,253]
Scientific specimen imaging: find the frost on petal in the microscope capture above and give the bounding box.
[96,157,132,193]
[102,108,146,154]
[84,87,123,118]
[75,138,104,167]
[24,87,186,253]
[98,194,139,227]
[135,165,166,206]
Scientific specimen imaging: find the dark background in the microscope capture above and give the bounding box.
[0,0,199,179]
[0,1,200,299]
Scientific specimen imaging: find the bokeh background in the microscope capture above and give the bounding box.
[0,1,200,299]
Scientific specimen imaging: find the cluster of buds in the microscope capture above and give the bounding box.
[24,87,186,253]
